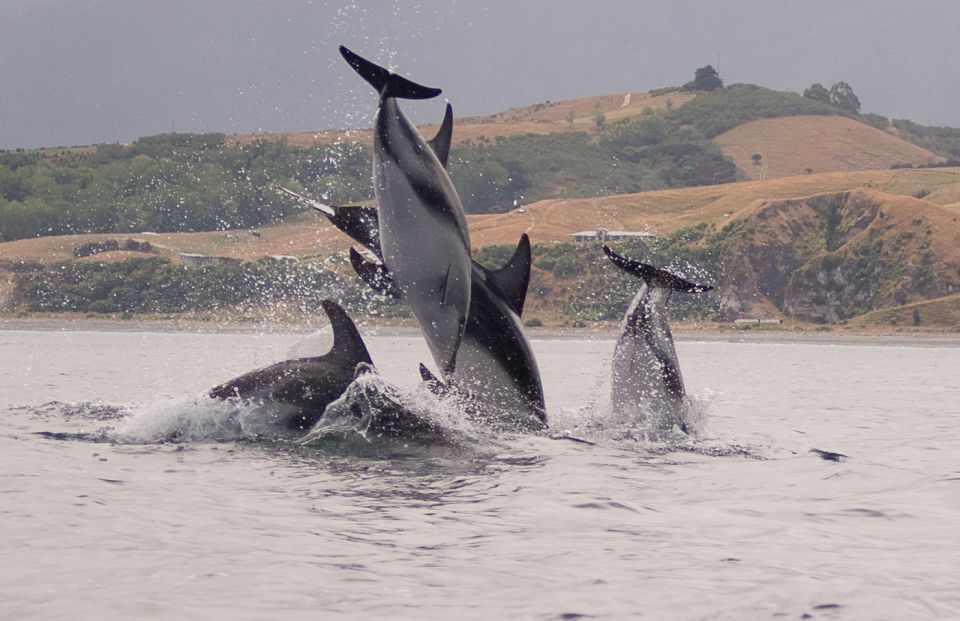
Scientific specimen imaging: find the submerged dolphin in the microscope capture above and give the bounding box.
[603,246,713,436]
[208,300,372,432]
[302,363,456,447]
[340,45,472,377]
[280,187,546,431]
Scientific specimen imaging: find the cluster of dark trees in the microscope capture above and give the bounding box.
[802,81,861,113]
[0,134,371,243]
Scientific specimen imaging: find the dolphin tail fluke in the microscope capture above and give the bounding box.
[340,46,442,100]
[602,245,713,293]
[320,299,374,366]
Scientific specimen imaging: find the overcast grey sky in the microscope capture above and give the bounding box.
[1,0,958,149]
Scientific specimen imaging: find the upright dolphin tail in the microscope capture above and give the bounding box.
[602,245,713,293]
[340,46,442,100]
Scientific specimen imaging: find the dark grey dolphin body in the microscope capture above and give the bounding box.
[208,300,372,432]
[280,187,546,431]
[603,246,712,437]
[340,45,472,378]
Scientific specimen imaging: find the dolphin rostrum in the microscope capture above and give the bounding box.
[281,187,546,431]
[208,300,373,432]
[340,45,472,378]
[603,245,713,436]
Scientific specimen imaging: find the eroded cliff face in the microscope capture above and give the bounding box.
[709,189,960,322]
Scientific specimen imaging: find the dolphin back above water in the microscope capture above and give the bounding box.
[208,300,372,432]
[603,245,713,436]
[340,45,472,378]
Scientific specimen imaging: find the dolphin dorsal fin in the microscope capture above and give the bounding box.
[320,299,373,366]
[340,46,442,101]
[428,103,454,168]
[602,245,713,293]
[480,233,532,316]
[349,248,403,299]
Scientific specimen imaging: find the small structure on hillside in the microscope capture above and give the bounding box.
[570,228,657,243]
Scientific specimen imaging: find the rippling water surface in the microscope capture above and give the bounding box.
[1,327,958,620]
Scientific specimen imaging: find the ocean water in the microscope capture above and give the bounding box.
[1,327,958,620]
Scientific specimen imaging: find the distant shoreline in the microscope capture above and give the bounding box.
[2,315,959,347]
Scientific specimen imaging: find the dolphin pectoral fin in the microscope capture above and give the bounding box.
[481,233,532,316]
[331,206,382,256]
[427,103,454,167]
[349,248,402,299]
[278,186,336,217]
[340,46,442,100]
[602,245,713,293]
[279,187,382,256]
[320,299,374,366]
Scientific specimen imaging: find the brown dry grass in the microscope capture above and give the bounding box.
[225,90,697,149]
[715,115,942,180]
[849,293,960,330]
[4,167,960,266]
[470,167,960,247]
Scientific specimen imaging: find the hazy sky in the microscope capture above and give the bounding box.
[2,0,959,149]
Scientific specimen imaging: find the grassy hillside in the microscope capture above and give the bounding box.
[3,82,953,243]
[225,90,699,149]
[468,167,960,247]
[715,115,941,180]
[4,168,960,328]
[4,77,960,328]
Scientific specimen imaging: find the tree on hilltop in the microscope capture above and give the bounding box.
[692,65,723,91]
[829,81,861,113]
[803,83,831,104]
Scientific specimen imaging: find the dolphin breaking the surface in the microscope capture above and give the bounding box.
[603,245,713,437]
[280,188,546,431]
[340,45,472,378]
[208,300,372,432]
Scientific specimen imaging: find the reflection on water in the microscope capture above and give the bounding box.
[1,329,959,619]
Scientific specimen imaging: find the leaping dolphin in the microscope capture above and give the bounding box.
[208,300,373,433]
[356,237,546,431]
[340,45,472,378]
[280,187,546,431]
[603,245,713,437]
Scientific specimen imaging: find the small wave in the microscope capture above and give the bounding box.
[109,396,246,444]
[301,366,483,456]
[547,387,766,458]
